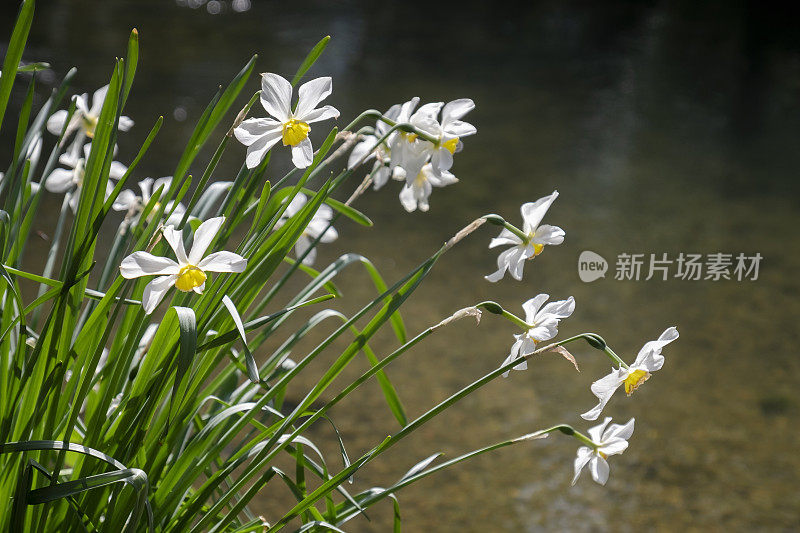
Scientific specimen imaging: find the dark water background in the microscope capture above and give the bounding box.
[2,1,800,530]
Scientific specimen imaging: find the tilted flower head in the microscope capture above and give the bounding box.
[274,193,338,266]
[581,327,679,421]
[234,73,339,170]
[119,216,247,314]
[501,294,575,377]
[485,191,565,282]
[347,103,404,190]
[573,417,635,485]
[408,98,476,177]
[46,85,133,142]
[44,143,127,213]
[113,176,185,225]
[399,161,458,213]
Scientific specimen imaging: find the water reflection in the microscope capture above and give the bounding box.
[3,1,800,530]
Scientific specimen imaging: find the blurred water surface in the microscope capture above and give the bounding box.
[2,1,800,530]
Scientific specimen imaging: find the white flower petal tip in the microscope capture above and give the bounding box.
[237,73,339,169]
[485,191,563,282]
[572,417,634,486]
[119,215,247,314]
[581,327,678,420]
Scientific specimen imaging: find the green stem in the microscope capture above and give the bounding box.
[481,213,528,243]
[474,300,530,331]
[342,109,440,145]
[267,329,621,530]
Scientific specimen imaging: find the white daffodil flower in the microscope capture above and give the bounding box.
[119,216,247,314]
[581,327,678,421]
[398,161,458,213]
[274,193,337,266]
[573,417,635,486]
[44,143,127,213]
[234,73,339,169]
[46,85,134,142]
[347,103,405,190]
[501,294,575,377]
[408,98,476,177]
[485,191,565,282]
[113,176,185,225]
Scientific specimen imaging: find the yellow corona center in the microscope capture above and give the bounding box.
[623,369,651,395]
[525,236,544,258]
[82,114,98,138]
[281,118,310,146]
[442,137,459,154]
[175,264,207,292]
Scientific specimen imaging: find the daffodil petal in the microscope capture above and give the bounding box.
[291,137,314,169]
[44,168,76,193]
[590,455,610,485]
[521,191,558,234]
[109,161,128,180]
[46,109,68,135]
[234,117,282,146]
[533,224,565,245]
[488,228,522,249]
[90,85,109,115]
[572,447,593,485]
[163,225,189,265]
[189,216,226,264]
[347,136,378,169]
[538,296,575,319]
[120,252,180,278]
[296,77,333,118]
[113,189,137,211]
[197,251,247,273]
[302,104,340,124]
[442,98,474,122]
[581,371,626,421]
[604,418,636,443]
[260,73,292,122]
[244,129,283,169]
[294,235,313,264]
[633,326,678,371]
[118,115,134,131]
[599,439,629,456]
[141,274,177,315]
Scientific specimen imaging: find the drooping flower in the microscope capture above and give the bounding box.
[485,191,565,282]
[234,73,339,169]
[119,216,247,314]
[347,103,405,190]
[581,327,679,421]
[113,176,185,225]
[46,85,134,142]
[274,193,337,266]
[500,294,575,377]
[44,143,127,213]
[398,162,458,213]
[572,417,635,485]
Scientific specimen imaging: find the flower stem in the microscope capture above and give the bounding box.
[474,300,530,331]
[480,214,529,243]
